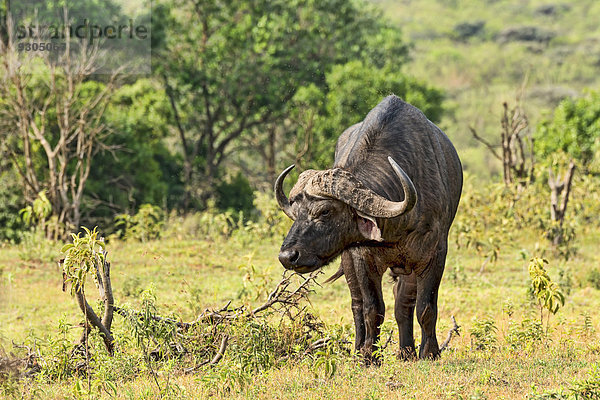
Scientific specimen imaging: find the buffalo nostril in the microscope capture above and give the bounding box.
[289,250,299,263]
[279,249,300,268]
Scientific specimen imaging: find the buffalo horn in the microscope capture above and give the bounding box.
[305,156,417,218]
[274,164,295,219]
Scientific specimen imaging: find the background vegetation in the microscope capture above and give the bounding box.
[1,0,600,398]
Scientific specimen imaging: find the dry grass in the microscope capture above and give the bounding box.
[1,224,600,398]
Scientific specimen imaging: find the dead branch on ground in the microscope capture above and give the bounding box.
[440,316,461,352]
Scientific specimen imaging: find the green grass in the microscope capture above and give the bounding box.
[2,210,600,398]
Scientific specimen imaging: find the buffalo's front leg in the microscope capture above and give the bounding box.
[342,251,365,350]
[416,244,447,359]
[349,250,384,363]
[394,271,417,359]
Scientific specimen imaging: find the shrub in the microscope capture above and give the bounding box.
[452,20,486,41]
[114,204,165,242]
[587,268,600,290]
[528,257,565,325]
[535,91,600,172]
[469,317,498,351]
[507,318,545,350]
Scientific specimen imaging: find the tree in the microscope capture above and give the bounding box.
[154,0,410,208]
[0,162,25,242]
[470,101,534,187]
[84,78,183,223]
[547,159,575,246]
[0,12,121,233]
[535,91,600,173]
[289,61,444,169]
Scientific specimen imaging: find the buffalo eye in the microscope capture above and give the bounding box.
[318,208,331,219]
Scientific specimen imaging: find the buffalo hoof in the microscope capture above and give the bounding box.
[358,346,382,367]
[418,339,441,360]
[397,347,417,361]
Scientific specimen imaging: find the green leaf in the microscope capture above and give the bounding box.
[61,243,74,253]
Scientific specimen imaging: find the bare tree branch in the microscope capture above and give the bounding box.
[469,126,501,161]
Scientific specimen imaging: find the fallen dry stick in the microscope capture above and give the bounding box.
[440,316,460,352]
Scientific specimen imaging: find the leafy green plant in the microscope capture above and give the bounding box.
[61,227,106,295]
[469,317,498,351]
[578,313,596,337]
[314,345,338,379]
[569,363,600,399]
[19,192,51,229]
[535,90,600,172]
[506,318,545,351]
[114,204,165,242]
[32,316,78,380]
[60,226,116,358]
[528,257,565,331]
[122,285,180,359]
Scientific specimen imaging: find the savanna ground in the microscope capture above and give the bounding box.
[2,0,600,398]
[2,178,600,400]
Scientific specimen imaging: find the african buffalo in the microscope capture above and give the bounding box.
[275,95,462,360]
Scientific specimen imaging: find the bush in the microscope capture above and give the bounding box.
[496,26,555,44]
[587,268,600,290]
[114,204,165,242]
[453,20,486,41]
[535,91,600,172]
[507,318,545,350]
[470,317,498,351]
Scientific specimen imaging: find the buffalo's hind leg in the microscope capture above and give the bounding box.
[416,244,447,359]
[393,271,417,360]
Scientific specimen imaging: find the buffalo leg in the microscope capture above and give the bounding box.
[351,251,385,362]
[342,251,365,351]
[394,272,417,359]
[416,244,447,359]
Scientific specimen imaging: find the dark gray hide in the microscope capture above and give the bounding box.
[275,95,462,361]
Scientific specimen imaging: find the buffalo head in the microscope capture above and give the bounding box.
[274,157,417,273]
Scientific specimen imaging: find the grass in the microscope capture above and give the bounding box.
[1,206,600,398]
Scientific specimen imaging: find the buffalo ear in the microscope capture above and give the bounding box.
[356,211,382,242]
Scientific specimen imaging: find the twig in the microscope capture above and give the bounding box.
[183,335,230,374]
[113,302,242,331]
[380,330,394,351]
[209,336,228,365]
[250,270,321,316]
[440,316,461,352]
[469,126,501,161]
